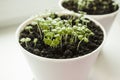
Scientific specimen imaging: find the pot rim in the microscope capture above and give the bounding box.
[59,0,120,18]
[16,11,106,62]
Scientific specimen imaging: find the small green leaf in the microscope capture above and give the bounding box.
[46,17,53,21]
[33,38,38,47]
[75,19,80,25]
[54,34,61,40]
[51,20,57,24]
[45,32,54,38]
[90,32,94,36]
[56,27,61,30]
[35,17,45,22]
[73,26,78,30]
[43,38,52,45]
[83,37,89,43]
[49,13,56,19]
[50,39,60,47]
[43,30,49,33]
[54,34,60,37]
[31,21,38,25]
[26,37,31,42]
[33,38,38,43]
[20,38,26,43]
[66,27,73,34]
[39,22,49,30]
[52,29,57,32]
[78,23,82,27]
[70,38,74,44]
[73,31,78,37]
[25,26,32,30]
[78,35,84,41]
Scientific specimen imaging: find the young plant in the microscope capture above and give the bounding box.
[34,18,45,39]
[20,37,31,47]
[33,38,38,47]
[64,0,119,14]
[24,26,33,33]
[112,2,118,10]
[77,0,94,10]
[20,13,95,51]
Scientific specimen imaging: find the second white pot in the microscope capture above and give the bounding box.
[59,0,120,34]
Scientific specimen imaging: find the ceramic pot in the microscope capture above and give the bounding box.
[59,0,120,34]
[16,12,106,80]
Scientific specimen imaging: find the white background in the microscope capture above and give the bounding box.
[0,0,60,27]
[0,0,120,80]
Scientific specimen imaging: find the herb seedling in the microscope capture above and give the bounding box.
[20,37,31,47]
[112,2,118,10]
[18,11,105,59]
[24,26,33,33]
[20,13,94,51]
[76,0,98,11]
[33,38,38,47]
[77,0,94,10]
[63,0,119,14]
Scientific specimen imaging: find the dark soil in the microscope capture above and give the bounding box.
[19,15,104,59]
[62,0,119,15]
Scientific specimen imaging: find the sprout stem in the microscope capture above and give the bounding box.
[77,39,83,51]
[25,42,28,48]
[37,21,42,39]
[60,36,63,48]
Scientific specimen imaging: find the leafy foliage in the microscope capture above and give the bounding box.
[76,0,118,11]
[20,37,31,47]
[63,0,119,14]
[20,13,94,50]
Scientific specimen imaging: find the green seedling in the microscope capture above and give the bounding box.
[70,0,118,14]
[31,21,38,26]
[20,37,31,47]
[50,38,60,47]
[33,38,38,47]
[24,26,33,33]
[112,2,118,10]
[22,13,94,50]
[43,37,52,46]
[77,0,94,10]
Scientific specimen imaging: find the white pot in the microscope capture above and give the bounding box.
[59,0,120,34]
[16,12,106,80]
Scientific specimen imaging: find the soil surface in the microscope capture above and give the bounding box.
[19,14,104,59]
[62,0,119,15]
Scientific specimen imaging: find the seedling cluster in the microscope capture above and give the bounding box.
[77,0,94,10]
[64,0,118,14]
[20,37,31,47]
[20,13,94,51]
[77,0,118,10]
